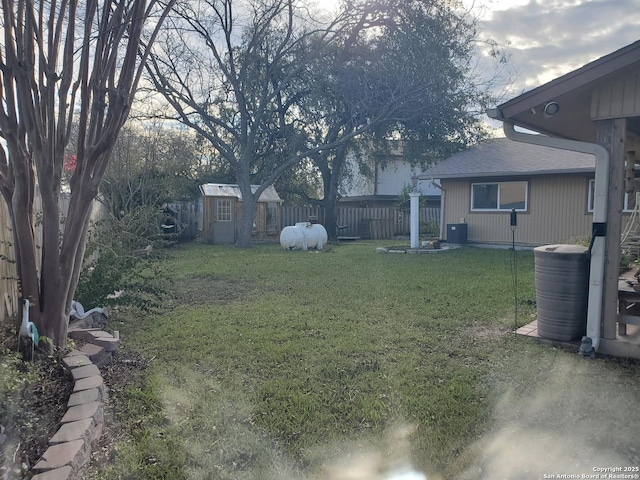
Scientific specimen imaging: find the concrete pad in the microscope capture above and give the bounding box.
[79,343,105,356]
[68,329,98,342]
[65,350,87,357]
[79,343,112,366]
[91,336,120,352]
[62,355,92,369]
[73,375,103,392]
[87,330,113,339]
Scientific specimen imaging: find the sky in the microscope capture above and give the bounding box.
[465,0,640,97]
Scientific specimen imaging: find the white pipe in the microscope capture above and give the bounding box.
[430,180,445,240]
[501,122,609,351]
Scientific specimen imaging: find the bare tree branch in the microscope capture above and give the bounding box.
[0,0,176,347]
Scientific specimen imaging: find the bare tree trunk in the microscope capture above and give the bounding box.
[0,0,176,347]
[235,174,259,247]
[237,199,258,248]
[11,172,39,311]
[321,174,339,242]
[318,144,347,242]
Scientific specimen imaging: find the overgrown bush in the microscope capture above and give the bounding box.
[569,235,637,273]
[74,206,169,312]
[420,218,440,238]
[394,185,427,213]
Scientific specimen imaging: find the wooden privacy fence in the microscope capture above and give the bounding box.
[0,193,107,324]
[165,202,198,240]
[281,206,440,240]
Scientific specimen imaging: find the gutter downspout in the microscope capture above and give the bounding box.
[430,180,445,241]
[488,117,609,352]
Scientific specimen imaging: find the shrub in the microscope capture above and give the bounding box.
[74,206,168,312]
[395,185,426,213]
[420,218,440,238]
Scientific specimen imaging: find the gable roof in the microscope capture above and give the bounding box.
[416,138,595,179]
[488,40,640,141]
[199,183,283,203]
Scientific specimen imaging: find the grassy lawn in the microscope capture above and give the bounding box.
[94,242,640,480]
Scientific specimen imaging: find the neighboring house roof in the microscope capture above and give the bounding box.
[417,138,595,179]
[199,183,283,203]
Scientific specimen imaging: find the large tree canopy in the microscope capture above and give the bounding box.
[146,0,386,246]
[297,0,499,239]
[148,0,502,243]
[0,0,174,347]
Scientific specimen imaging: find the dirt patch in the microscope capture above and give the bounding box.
[463,322,511,339]
[0,323,148,479]
[0,326,73,479]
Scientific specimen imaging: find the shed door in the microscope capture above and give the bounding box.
[213,198,235,244]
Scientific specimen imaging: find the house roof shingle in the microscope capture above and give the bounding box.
[417,138,595,180]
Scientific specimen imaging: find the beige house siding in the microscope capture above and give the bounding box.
[443,175,600,246]
[591,70,640,119]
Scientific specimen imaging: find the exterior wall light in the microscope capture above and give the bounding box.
[543,102,560,116]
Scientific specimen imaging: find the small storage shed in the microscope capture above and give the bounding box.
[199,183,283,244]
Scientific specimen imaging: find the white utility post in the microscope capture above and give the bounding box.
[409,191,420,249]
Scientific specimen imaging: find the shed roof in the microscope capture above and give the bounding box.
[199,183,283,203]
[417,138,595,179]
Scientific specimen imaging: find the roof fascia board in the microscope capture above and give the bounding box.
[498,41,640,120]
[418,168,594,180]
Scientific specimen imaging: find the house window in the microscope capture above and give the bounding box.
[588,179,640,212]
[471,181,527,211]
[217,199,232,222]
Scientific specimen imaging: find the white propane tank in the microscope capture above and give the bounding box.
[280,222,328,250]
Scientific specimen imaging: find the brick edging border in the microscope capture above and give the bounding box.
[30,328,120,480]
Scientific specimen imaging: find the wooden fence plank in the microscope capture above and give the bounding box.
[281,206,440,240]
[166,202,198,240]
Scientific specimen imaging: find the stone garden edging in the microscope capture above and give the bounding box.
[30,328,120,480]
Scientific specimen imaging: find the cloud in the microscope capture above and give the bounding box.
[478,0,640,93]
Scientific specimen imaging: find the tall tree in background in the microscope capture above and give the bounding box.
[100,123,220,218]
[300,0,500,240]
[148,0,503,244]
[0,0,174,347]
[146,0,375,247]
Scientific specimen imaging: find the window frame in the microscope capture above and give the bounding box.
[470,180,528,212]
[216,198,232,222]
[588,178,639,213]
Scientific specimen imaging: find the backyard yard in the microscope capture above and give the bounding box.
[83,241,640,480]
